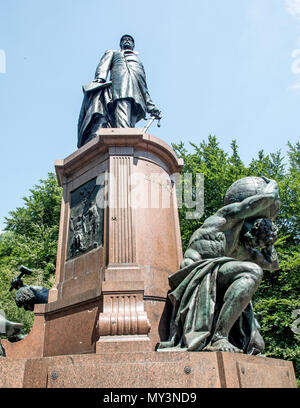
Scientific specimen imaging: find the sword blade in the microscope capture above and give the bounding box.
[143,116,155,133]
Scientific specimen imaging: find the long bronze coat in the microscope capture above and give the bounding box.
[94,49,156,118]
[77,49,156,148]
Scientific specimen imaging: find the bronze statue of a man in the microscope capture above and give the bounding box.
[157,176,280,354]
[78,35,161,147]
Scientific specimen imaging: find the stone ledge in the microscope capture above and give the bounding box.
[0,352,296,388]
[55,129,183,184]
[35,288,102,316]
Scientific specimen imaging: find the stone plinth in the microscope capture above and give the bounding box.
[0,352,297,388]
[3,129,184,358]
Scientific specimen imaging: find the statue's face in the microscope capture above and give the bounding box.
[255,222,278,249]
[243,218,278,249]
[120,36,134,50]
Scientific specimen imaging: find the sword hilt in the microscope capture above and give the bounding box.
[143,115,162,133]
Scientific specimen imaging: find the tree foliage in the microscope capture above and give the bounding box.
[0,173,62,333]
[173,137,300,380]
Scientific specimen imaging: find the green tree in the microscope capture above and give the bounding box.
[2,172,62,279]
[0,173,62,333]
[172,136,247,249]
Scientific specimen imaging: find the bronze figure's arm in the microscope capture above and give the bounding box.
[221,179,279,221]
[247,245,279,271]
[94,50,114,83]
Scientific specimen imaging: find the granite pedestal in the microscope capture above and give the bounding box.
[0,351,296,388]
[2,129,183,358]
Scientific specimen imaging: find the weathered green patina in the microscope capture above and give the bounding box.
[158,176,280,354]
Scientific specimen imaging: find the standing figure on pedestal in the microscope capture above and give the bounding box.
[78,34,162,148]
[157,176,280,355]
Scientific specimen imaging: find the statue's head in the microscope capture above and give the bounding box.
[120,34,135,50]
[15,286,36,311]
[243,218,278,249]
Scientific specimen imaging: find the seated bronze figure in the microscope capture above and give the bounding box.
[157,176,280,354]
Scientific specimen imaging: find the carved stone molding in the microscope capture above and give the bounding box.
[99,294,150,336]
[98,282,151,337]
[108,154,136,266]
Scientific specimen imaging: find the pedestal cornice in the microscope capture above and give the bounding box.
[55,129,184,185]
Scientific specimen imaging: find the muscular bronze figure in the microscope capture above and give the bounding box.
[157,176,280,354]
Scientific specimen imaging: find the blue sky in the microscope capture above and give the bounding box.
[0,0,300,230]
